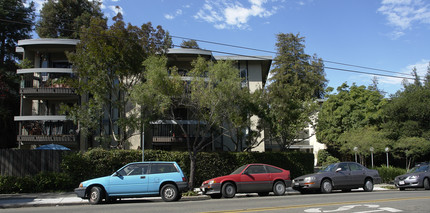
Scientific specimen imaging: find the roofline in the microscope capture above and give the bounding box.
[166,48,213,56]
[18,39,79,46]
[214,55,272,61]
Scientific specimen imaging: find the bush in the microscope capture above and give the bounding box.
[0,149,314,193]
[375,166,406,183]
[317,150,340,166]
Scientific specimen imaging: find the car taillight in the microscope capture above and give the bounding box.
[182,177,187,182]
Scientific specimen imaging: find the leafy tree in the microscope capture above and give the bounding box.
[382,65,430,168]
[36,0,104,39]
[0,0,35,148]
[65,15,171,149]
[264,33,327,151]
[393,137,430,170]
[338,126,391,165]
[317,83,387,158]
[180,40,199,49]
[132,56,247,188]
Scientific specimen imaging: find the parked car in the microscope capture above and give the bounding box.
[200,163,291,198]
[394,162,430,190]
[75,161,188,204]
[292,162,381,193]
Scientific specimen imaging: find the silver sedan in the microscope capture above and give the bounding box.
[394,162,430,190]
[292,162,382,193]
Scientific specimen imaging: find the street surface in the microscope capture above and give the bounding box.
[1,190,429,213]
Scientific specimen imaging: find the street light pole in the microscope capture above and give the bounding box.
[385,147,389,168]
[370,147,374,168]
[354,147,358,163]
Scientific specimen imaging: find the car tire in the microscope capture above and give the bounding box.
[161,184,180,202]
[210,194,222,199]
[222,182,236,198]
[88,186,104,205]
[320,179,332,193]
[423,178,430,190]
[258,192,270,196]
[363,178,374,192]
[273,181,286,196]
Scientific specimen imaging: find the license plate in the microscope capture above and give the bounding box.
[294,182,299,186]
[399,181,405,185]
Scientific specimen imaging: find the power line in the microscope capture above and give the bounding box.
[171,35,415,78]
[1,7,426,78]
[1,18,423,82]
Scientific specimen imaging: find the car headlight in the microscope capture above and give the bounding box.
[79,183,84,188]
[304,176,316,183]
[407,175,419,179]
[209,180,216,185]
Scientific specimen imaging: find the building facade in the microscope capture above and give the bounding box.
[15,39,80,149]
[14,39,325,163]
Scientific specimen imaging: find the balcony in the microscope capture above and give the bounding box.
[19,73,77,97]
[16,120,78,147]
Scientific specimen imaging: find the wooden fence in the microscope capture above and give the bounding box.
[0,149,71,177]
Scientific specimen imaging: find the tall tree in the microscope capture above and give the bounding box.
[317,83,388,158]
[36,0,104,39]
[264,33,327,151]
[382,66,430,167]
[132,56,246,188]
[180,40,199,49]
[65,15,171,149]
[0,0,35,148]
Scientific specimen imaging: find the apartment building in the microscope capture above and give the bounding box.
[14,39,80,149]
[14,38,325,161]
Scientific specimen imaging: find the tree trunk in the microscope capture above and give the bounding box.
[188,149,197,189]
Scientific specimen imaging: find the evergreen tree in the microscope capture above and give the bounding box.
[36,0,104,39]
[264,33,327,150]
[0,0,35,148]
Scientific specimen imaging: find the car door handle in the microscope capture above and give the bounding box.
[140,176,146,179]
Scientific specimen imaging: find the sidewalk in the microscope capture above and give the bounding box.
[0,185,393,209]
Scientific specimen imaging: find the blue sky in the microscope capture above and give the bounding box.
[32,0,430,96]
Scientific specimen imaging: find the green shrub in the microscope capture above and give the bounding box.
[375,166,406,183]
[0,149,314,193]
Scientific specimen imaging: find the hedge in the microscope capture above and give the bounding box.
[374,166,406,183]
[1,149,314,193]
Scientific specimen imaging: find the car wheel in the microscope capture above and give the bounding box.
[222,182,236,198]
[258,192,270,196]
[161,184,180,202]
[273,181,286,196]
[210,194,222,199]
[423,178,430,190]
[363,178,374,192]
[320,179,332,193]
[88,186,104,205]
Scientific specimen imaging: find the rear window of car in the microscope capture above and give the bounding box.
[266,166,283,173]
[150,163,178,174]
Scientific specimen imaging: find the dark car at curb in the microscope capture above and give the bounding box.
[200,163,292,198]
[394,162,430,190]
[75,161,188,204]
[292,162,381,193]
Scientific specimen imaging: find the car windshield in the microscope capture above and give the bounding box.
[318,163,337,173]
[230,165,248,175]
[408,165,429,173]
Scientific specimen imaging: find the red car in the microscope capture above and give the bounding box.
[200,163,291,198]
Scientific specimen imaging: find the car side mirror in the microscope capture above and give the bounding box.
[336,168,342,172]
[242,171,249,175]
[113,172,121,177]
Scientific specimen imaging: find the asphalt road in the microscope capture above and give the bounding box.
[2,190,429,213]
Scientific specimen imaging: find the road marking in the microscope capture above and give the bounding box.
[304,204,402,213]
[202,196,430,213]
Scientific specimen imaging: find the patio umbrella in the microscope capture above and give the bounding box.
[35,144,71,150]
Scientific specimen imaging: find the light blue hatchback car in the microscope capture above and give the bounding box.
[75,161,188,204]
